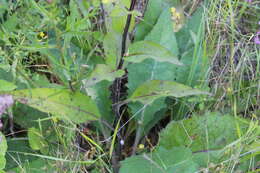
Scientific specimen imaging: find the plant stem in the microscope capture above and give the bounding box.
[118,0,137,69]
[132,105,146,155]
[110,0,137,172]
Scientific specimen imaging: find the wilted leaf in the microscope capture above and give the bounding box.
[10,88,100,123]
[125,41,182,65]
[129,80,209,104]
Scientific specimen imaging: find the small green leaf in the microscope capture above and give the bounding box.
[0,132,7,170]
[28,128,48,151]
[10,88,101,123]
[0,80,17,91]
[129,80,210,104]
[83,64,124,87]
[103,31,122,69]
[134,0,165,41]
[125,41,182,65]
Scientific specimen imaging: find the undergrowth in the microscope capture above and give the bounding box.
[0,0,259,173]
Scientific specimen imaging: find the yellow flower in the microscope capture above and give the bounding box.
[138,144,145,149]
[170,7,176,14]
[170,6,185,32]
[175,13,181,20]
[52,117,59,123]
[39,32,45,38]
[227,87,232,93]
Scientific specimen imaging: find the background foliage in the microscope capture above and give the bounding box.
[0,0,259,172]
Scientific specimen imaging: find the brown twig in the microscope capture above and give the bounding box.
[111,0,137,172]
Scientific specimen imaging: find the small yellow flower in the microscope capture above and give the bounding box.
[227,87,232,93]
[52,117,59,123]
[138,144,145,149]
[39,32,45,38]
[170,6,185,32]
[170,7,176,14]
[175,13,181,20]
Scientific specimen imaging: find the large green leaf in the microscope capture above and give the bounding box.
[127,8,180,131]
[10,88,100,123]
[0,132,7,170]
[13,104,51,129]
[125,41,182,65]
[129,80,209,105]
[120,146,198,173]
[159,112,250,151]
[158,112,253,167]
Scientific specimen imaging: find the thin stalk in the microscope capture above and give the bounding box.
[132,105,147,155]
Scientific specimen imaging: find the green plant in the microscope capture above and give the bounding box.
[120,112,260,172]
[0,0,259,172]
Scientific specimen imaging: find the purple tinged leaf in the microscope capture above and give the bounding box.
[254,31,260,45]
[0,95,14,115]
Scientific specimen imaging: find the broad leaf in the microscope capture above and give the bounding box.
[10,88,100,123]
[158,112,252,166]
[85,81,114,137]
[159,112,250,151]
[0,132,7,170]
[82,64,124,87]
[127,8,180,132]
[120,146,198,173]
[129,80,210,104]
[13,103,51,129]
[0,80,17,91]
[125,41,182,65]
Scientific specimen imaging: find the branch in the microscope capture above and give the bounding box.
[118,0,137,69]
